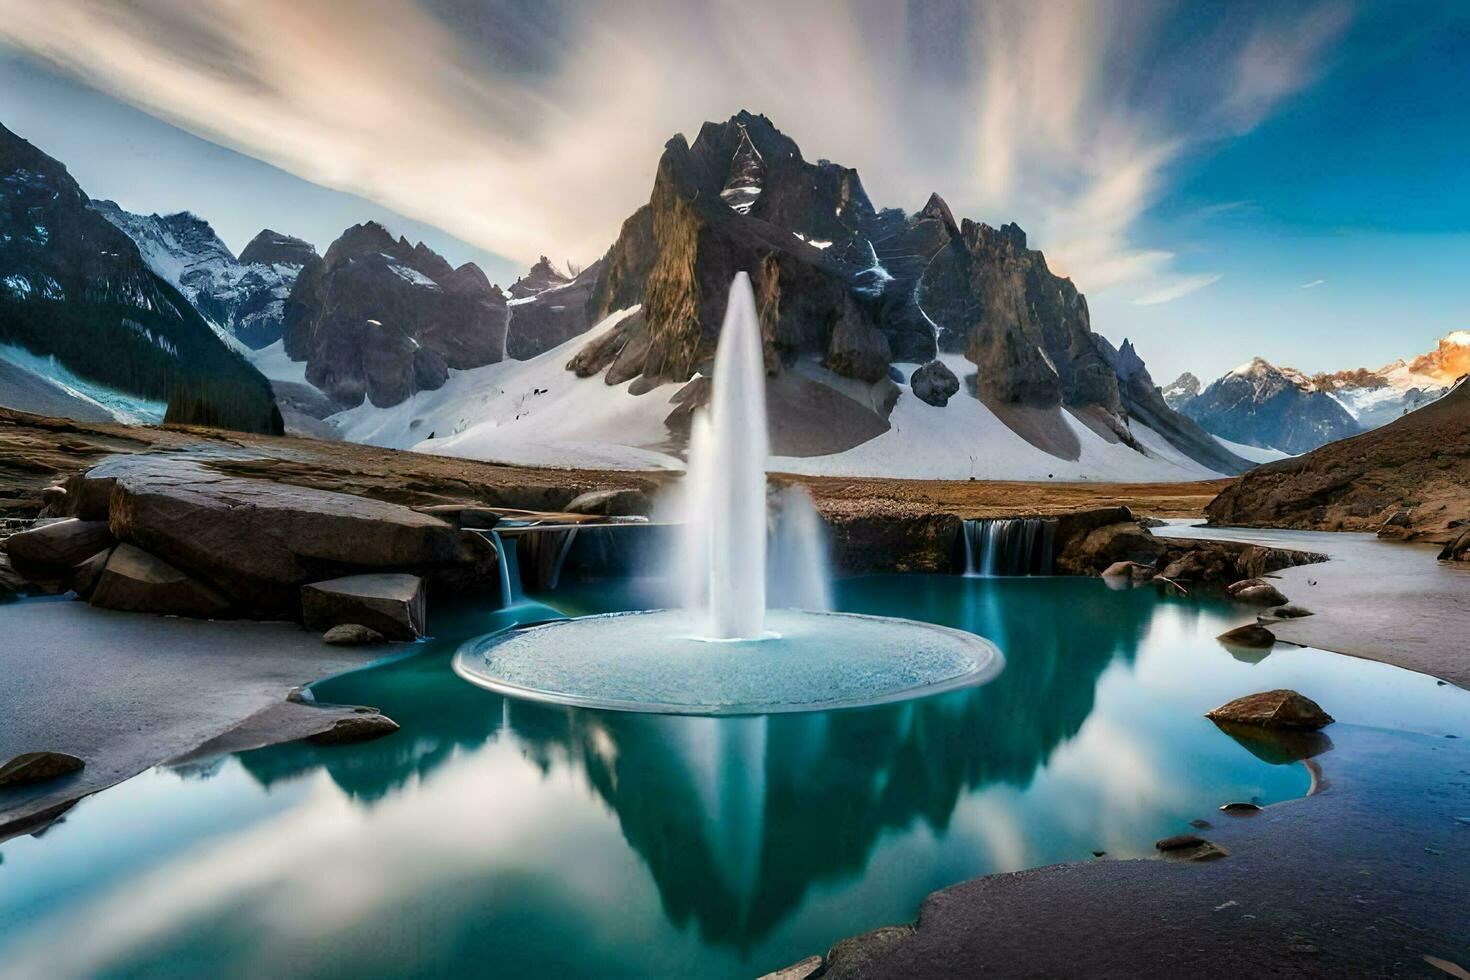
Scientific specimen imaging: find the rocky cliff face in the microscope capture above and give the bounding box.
[1207,378,1470,545]
[1182,358,1360,455]
[0,123,280,434]
[568,111,1251,474]
[90,202,316,349]
[281,222,507,408]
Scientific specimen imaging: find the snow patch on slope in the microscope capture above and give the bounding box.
[331,307,682,471]
[0,342,166,423]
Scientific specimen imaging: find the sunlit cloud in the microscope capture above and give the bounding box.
[0,0,1349,297]
[1300,279,1326,289]
[1132,273,1224,306]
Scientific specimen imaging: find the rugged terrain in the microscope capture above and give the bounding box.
[0,123,280,434]
[1208,377,1470,545]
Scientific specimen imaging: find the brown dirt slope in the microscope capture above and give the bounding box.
[1206,379,1469,544]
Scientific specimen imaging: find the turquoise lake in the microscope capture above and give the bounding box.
[1,574,1465,978]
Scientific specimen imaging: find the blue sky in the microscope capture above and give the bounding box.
[1,0,1466,382]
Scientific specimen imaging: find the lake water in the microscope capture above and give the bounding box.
[1,573,1465,978]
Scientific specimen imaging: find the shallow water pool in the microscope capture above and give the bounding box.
[1,574,1465,978]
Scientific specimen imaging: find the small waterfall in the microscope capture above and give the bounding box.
[962,518,1056,577]
[490,529,524,606]
[767,485,833,612]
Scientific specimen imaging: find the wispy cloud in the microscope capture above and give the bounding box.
[1299,279,1326,289]
[0,0,1351,296]
[1132,273,1223,306]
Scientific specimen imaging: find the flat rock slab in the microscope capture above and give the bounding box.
[0,599,383,836]
[90,455,489,619]
[302,573,426,640]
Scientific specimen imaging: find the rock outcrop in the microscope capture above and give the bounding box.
[79,454,493,619]
[1207,377,1470,544]
[282,222,507,407]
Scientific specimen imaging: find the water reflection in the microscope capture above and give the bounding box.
[263,576,1266,948]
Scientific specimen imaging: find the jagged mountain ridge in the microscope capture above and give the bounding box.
[90,200,317,350]
[0,122,280,434]
[1173,334,1466,453]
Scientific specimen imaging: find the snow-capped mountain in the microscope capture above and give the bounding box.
[1174,332,1468,454]
[91,200,316,349]
[325,111,1255,480]
[1179,358,1360,455]
[1313,331,1467,428]
[1161,372,1200,410]
[0,123,280,433]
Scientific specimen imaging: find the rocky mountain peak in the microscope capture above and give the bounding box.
[239,229,317,268]
[508,255,572,299]
[919,193,959,236]
[1161,372,1202,410]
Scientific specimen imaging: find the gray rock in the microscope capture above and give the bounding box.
[564,488,651,517]
[302,573,426,640]
[1226,577,1270,596]
[94,456,491,619]
[1261,603,1314,621]
[1217,623,1277,649]
[1155,833,1207,851]
[910,360,960,407]
[306,711,401,746]
[89,544,231,618]
[758,956,823,980]
[0,751,84,787]
[825,925,915,976]
[1206,689,1334,730]
[322,623,386,646]
[1233,583,1290,605]
[71,548,111,599]
[0,553,27,596]
[3,518,113,584]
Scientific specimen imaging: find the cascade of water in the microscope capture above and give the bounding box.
[490,529,523,605]
[961,518,1057,577]
[680,273,770,639]
[768,485,833,612]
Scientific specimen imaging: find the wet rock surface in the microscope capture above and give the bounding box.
[305,711,401,746]
[1217,623,1278,649]
[1206,689,1334,730]
[0,751,84,788]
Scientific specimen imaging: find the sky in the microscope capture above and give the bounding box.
[0,0,1466,382]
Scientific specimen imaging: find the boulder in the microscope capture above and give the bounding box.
[564,488,652,517]
[95,456,492,619]
[824,925,915,976]
[0,553,27,596]
[1261,603,1314,621]
[89,544,231,618]
[910,360,960,407]
[1217,623,1277,649]
[71,548,111,599]
[1439,528,1470,562]
[1206,689,1334,730]
[1100,560,1154,586]
[1226,577,1270,596]
[302,573,426,640]
[1154,834,1228,862]
[322,623,386,646]
[306,711,401,746]
[3,518,113,584]
[0,751,84,787]
[1233,583,1290,606]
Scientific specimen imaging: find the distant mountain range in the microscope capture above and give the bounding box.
[1166,333,1465,455]
[11,110,1358,479]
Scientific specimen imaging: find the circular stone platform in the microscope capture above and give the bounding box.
[453,609,1004,715]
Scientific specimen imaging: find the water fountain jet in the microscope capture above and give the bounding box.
[455,275,1004,714]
